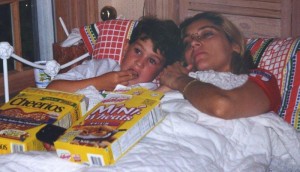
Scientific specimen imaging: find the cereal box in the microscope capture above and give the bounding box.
[54,88,164,166]
[0,87,86,154]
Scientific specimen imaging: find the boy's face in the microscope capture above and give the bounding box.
[121,39,166,85]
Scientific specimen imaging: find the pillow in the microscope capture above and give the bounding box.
[246,38,300,131]
[91,19,138,64]
[80,22,100,54]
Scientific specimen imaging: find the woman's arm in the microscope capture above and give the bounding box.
[159,62,272,119]
[176,76,269,119]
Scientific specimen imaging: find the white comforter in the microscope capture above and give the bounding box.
[0,71,300,172]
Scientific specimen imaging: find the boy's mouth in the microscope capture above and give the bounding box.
[129,68,139,78]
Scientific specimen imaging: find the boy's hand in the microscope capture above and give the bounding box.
[97,70,138,90]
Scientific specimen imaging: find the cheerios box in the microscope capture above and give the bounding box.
[54,87,164,166]
[0,87,86,154]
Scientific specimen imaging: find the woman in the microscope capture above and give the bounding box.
[158,12,281,119]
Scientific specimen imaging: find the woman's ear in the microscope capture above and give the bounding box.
[232,43,241,54]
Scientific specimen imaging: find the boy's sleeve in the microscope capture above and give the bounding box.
[53,59,96,81]
[248,68,281,113]
[53,58,120,81]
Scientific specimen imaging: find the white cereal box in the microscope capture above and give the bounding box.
[54,87,164,166]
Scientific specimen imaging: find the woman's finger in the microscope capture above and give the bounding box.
[185,64,194,71]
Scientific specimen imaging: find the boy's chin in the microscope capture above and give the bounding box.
[127,80,138,86]
[128,79,146,86]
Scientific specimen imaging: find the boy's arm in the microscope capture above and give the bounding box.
[46,78,99,92]
[46,70,137,92]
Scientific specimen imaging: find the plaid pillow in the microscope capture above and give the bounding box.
[246,38,300,131]
[80,22,100,54]
[91,19,138,64]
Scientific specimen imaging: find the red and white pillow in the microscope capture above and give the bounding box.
[80,19,138,64]
[246,38,300,131]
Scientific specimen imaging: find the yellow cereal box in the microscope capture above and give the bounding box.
[0,87,86,154]
[21,87,87,120]
[54,88,164,166]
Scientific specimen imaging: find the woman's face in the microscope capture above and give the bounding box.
[182,19,239,72]
[120,39,165,85]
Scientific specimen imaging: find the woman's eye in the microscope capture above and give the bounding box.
[191,31,214,42]
[201,31,214,39]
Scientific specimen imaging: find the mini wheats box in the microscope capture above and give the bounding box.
[0,87,86,154]
[54,88,164,166]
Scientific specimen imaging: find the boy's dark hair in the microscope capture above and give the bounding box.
[129,16,182,66]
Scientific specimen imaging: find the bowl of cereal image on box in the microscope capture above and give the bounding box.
[71,125,127,148]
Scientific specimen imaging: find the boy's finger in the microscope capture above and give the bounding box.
[118,73,137,83]
[119,70,138,77]
[120,81,129,86]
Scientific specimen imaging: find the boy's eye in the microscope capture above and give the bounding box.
[134,48,142,54]
[149,58,157,65]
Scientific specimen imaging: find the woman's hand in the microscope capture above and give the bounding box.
[159,62,193,90]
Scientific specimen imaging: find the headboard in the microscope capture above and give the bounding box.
[178,0,300,38]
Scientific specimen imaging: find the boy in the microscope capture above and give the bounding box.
[42,17,181,151]
[47,17,181,93]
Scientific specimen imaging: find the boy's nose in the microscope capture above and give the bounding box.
[135,58,145,68]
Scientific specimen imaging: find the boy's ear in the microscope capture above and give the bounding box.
[122,39,130,57]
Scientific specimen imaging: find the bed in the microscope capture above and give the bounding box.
[0,16,300,172]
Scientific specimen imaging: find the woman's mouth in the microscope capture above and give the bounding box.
[193,50,206,58]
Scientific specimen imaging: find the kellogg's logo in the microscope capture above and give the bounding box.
[56,149,72,160]
[101,97,130,104]
[0,144,7,150]
[60,153,71,159]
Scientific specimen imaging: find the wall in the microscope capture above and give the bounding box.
[98,0,145,20]
[179,0,300,38]
[54,0,99,42]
